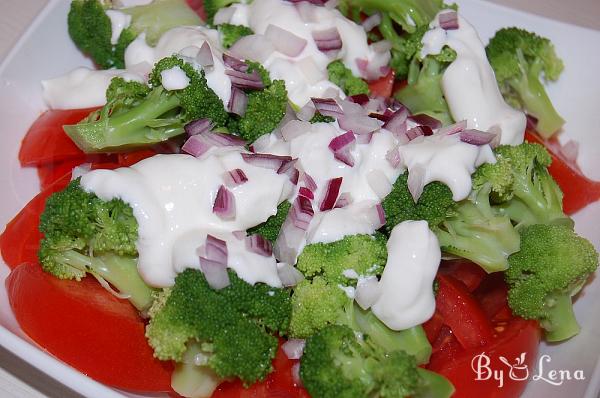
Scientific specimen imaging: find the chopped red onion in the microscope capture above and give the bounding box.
[182,135,211,157]
[223,168,248,187]
[230,34,275,63]
[301,172,318,192]
[328,131,356,166]
[361,12,381,32]
[356,58,369,75]
[334,192,353,208]
[407,125,433,140]
[348,94,370,105]
[375,203,386,226]
[184,118,213,137]
[205,234,228,265]
[407,166,425,202]
[226,69,265,90]
[386,146,401,168]
[459,129,496,145]
[196,41,214,67]
[439,11,459,30]
[383,107,408,138]
[182,131,247,157]
[265,24,308,57]
[296,102,316,122]
[379,65,392,76]
[355,276,380,310]
[245,234,273,257]
[338,114,381,135]
[525,114,538,131]
[292,196,315,230]
[367,170,392,199]
[355,131,374,145]
[282,339,305,360]
[436,119,467,136]
[320,177,343,211]
[298,187,314,200]
[228,86,248,116]
[213,185,236,220]
[277,262,305,287]
[408,114,442,130]
[242,153,292,170]
[312,27,342,52]
[284,0,326,4]
[232,230,246,240]
[278,158,300,185]
[371,40,392,53]
[282,120,310,141]
[199,257,230,290]
[222,53,248,72]
[311,97,343,118]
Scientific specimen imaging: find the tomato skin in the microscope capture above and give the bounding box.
[439,260,487,292]
[6,262,173,392]
[186,0,206,21]
[525,130,600,214]
[19,109,96,166]
[368,69,395,98]
[435,275,495,349]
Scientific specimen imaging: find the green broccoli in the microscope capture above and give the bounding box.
[383,169,521,272]
[327,60,370,96]
[218,23,254,49]
[247,201,291,242]
[310,112,336,124]
[204,0,241,26]
[68,0,201,69]
[297,234,387,284]
[492,143,573,228]
[146,268,291,385]
[505,224,598,342]
[38,179,154,311]
[236,80,288,142]
[486,27,564,138]
[300,325,454,398]
[64,56,229,153]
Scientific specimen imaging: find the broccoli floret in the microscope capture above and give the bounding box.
[68,0,201,69]
[486,27,564,138]
[493,143,573,228]
[236,79,288,142]
[384,170,521,272]
[38,179,154,311]
[146,268,290,384]
[218,23,254,48]
[327,60,370,96]
[310,112,336,124]
[297,234,387,284]
[505,224,598,341]
[247,201,291,242]
[204,0,241,26]
[300,325,454,398]
[64,56,229,153]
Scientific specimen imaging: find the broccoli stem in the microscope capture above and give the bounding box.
[64,89,183,153]
[510,61,564,138]
[57,251,155,311]
[543,293,580,342]
[511,175,573,228]
[171,343,222,398]
[417,368,455,398]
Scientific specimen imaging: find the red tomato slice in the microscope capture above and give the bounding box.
[368,69,395,98]
[435,275,495,349]
[0,174,71,270]
[525,130,600,214]
[439,259,487,292]
[6,262,173,392]
[186,0,207,21]
[429,318,540,398]
[19,109,97,166]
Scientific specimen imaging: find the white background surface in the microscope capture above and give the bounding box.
[0,1,598,398]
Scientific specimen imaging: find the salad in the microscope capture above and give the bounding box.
[2,0,599,397]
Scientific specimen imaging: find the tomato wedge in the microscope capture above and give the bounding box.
[525,130,600,214]
[186,0,207,21]
[6,262,173,392]
[368,69,396,98]
[19,109,97,166]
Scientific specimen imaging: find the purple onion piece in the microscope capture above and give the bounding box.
[320,177,343,211]
[223,168,248,187]
[278,158,300,185]
[245,234,273,257]
[292,195,315,230]
[439,11,459,30]
[301,172,318,192]
[196,41,214,67]
[334,192,353,208]
[213,185,236,220]
[205,234,228,264]
[311,97,343,118]
[226,69,265,90]
[328,131,356,167]
[312,27,342,52]
[298,186,314,200]
[199,257,230,290]
[241,153,292,170]
[459,129,496,145]
[184,118,214,137]
[222,53,249,72]
[228,86,248,116]
[265,24,308,57]
[282,339,305,360]
[408,114,442,130]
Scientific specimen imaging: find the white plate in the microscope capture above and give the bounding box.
[0,1,599,397]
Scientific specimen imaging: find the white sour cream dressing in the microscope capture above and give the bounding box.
[105,10,132,45]
[160,66,190,90]
[80,152,290,288]
[219,0,390,106]
[41,67,144,109]
[370,220,441,330]
[398,133,495,201]
[421,13,526,145]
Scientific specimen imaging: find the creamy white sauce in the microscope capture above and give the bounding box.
[371,220,441,331]
[80,152,290,287]
[125,26,232,106]
[113,0,154,8]
[421,13,526,145]
[160,66,190,90]
[105,10,132,45]
[41,67,144,109]
[220,0,390,106]
[398,133,495,201]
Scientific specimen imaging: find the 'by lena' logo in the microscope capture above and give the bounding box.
[471,352,585,388]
